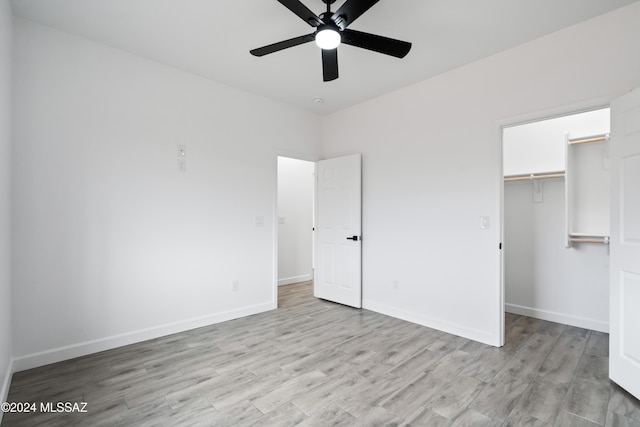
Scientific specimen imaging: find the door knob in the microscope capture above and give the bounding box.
[346,236,359,241]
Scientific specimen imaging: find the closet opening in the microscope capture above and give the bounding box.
[502,107,611,333]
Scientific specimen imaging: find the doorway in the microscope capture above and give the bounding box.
[501,107,611,333]
[277,156,315,306]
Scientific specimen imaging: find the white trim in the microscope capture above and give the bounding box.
[12,303,273,373]
[497,99,613,349]
[505,303,608,333]
[278,274,312,286]
[497,100,613,131]
[497,122,505,347]
[274,149,320,164]
[0,358,13,423]
[0,360,11,399]
[363,300,499,347]
[274,151,319,305]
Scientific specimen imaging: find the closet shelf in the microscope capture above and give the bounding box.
[504,172,565,182]
[568,235,609,244]
[568,133,609,145]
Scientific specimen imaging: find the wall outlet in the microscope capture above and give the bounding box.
[392,280,400,290]
[177,158,186,172]
[177,144,186,157]
[232,280,239,292]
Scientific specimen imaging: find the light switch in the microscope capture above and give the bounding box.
[278,217,285,224]
[255,216,264,226]
[177,144,186,157]
[480,216,490,229]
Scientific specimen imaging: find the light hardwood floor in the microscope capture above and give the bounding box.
[2,281,640,426]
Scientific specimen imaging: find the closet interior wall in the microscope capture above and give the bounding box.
[503,108,610,332]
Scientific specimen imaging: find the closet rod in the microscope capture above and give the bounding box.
[569,236,610,244]
[504,172,565,182]
[568,133,609,145]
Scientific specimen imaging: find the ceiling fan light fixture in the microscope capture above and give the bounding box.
[315,28,341,50]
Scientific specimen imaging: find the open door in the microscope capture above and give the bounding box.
[610,87,640,400]
[315,154,362,308]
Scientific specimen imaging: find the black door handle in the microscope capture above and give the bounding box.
[346,236,359,241]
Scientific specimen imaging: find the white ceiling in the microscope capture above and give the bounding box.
[10,0,640,115]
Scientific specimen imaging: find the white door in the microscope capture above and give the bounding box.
[315,154,362,308]
[610,87,640,400]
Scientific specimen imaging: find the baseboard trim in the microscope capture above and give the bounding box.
[278,274,312,286]
[505,303,609,333]
[0,358,13,424]
[12,302,274,373]
[363,299,498,346]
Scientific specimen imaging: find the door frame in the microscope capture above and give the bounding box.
[273,151,320,308]
[496,100,611,346]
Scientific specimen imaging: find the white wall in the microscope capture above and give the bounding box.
[11,18,322,369]
[568,139,611,237]
[322,3,640,346]
[8,4,640,375]
[0,0,13,409]
[505,179,609,331]
[503,108,610,177]
[277,157,314,286]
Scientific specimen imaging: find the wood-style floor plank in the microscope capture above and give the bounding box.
[2,281,640,426]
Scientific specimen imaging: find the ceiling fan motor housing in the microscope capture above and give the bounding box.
[320,11,346,31]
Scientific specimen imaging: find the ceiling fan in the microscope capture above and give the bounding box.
[250,0,412,82]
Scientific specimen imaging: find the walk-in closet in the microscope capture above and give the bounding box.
[503,108,611,332]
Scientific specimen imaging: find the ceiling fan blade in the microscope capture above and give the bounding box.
[341,29,412,58]
[332,0,380,29]
[250,33,315,57]
[322,48,338,82]
[277,0,324,27]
